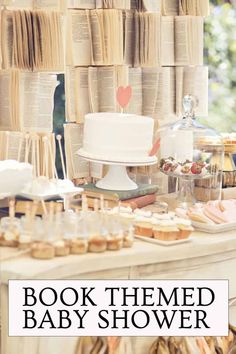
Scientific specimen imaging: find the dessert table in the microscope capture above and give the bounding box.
[1,230,236,354]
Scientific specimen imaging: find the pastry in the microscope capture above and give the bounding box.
[152,221,179,241]
[31,242,55,260]
[88,236,107,253]
[107,232,123,251]
[203,205,227,224]
[134,217,153,238]
[70,238,88,255]
[174,218,194,239]
[187,209,214,224]
[54,240,70,257]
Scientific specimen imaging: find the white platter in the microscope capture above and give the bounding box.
[18,187,84,201]
[192,221,236,234]
[135,235,192,247]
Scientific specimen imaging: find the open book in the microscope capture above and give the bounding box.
[66,9,124,66]
[1,0,64,11]
[179,0,209,16]
[162,0,178,15]
[131,0,162,12]
[65,65,208,124]
[1,8,64,70]
[66,0,209,15]
[64,123,104,180]
[64,123,89,180]
[67,9,204,67]
[0,70,58,132]
[175,66,208,118]
[66,9,161,67]
[65,66,175,123]
[133,12,161,67]
[0,131,56,178]
[162,16,204,66]
[67,0,131,9]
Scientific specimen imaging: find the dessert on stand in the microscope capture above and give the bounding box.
[78,113,157,191]
[159,95,224,208]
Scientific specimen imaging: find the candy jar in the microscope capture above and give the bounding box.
[159,95,224,208]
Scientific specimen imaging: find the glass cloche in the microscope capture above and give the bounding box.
[159,95,224,208]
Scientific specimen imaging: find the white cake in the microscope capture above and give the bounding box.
[80,113,156,162]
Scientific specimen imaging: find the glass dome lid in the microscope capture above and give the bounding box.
[159,95,224,178]
[158,95,224,208]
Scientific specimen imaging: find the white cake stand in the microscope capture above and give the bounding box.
[78,149,157,191]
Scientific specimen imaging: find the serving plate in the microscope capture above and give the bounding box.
[192,221,236,234]
[135,235,192,246]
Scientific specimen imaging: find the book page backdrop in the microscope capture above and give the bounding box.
[0,0,209,184]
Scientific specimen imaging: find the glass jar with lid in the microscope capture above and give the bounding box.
[159,95,224,208]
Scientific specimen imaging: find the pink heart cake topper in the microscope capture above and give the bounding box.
[117,86,132,108]
[149,137,161,157]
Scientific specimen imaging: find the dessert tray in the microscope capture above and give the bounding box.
[191,221,236,234]
[18,177,84,201]
[135,235,193,246]
[19,187,83,201]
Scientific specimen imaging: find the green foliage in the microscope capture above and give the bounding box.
[203,0,236,132]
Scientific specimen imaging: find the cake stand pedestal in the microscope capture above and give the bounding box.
[96,165,137,190]
[162,170,217,209]
[77,151,157,191]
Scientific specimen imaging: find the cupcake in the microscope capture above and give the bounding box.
[174,218,194,239]
[134,216,153,238]
[152,220,179,241]
[31,242,55,260]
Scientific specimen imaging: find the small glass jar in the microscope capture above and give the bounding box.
[70,218,89,255]
[123,227,134,248]
[0,217,21,247]
[107,230,124,251]
[31,218,55,260]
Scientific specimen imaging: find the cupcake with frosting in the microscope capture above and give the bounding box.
[152,220,179,241]
[174,218,194,239]
[134,216,153,238]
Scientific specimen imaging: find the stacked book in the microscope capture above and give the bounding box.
[82,183,159,210]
